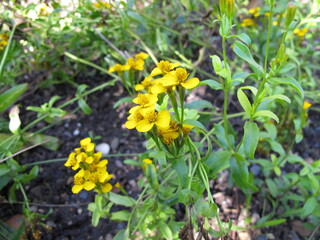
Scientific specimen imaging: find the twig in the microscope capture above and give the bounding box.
[0,139,50,163]
[91,25,130,59]
[308,222,320,240]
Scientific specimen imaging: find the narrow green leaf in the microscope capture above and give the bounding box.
[210,55,223,72]
[259,219,286,227]
[183,119,205,130]
[229,33,252,45]
[253,110,279,123]
[145,163,159,190]
[113,229,129,240]
[266,178,278,198]
[172,157,188,188]
[301,197,317,218]
[233,41,264,76]
[108,192,135,207]
[159,222,173,240]
[237,89,252,115]
[110,210,130,221]
[78,98,92,115]
[200,79,223,90]
[243,121,259,159]
[0,84,28,113]
[268,77,304,98]
[203,150,232,176]
[113,96,133,109]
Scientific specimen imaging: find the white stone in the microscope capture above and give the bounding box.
[95,143,110,155]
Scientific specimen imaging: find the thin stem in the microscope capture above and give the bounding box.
[0,24,16,79]
[263,3,274,75]
[18,184,30,209]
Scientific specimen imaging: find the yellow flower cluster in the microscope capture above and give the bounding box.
[294,28,308,38]
[249,7,260,18]
[0,33,9,50]
[124,60,196,144]
[135,60,199,94]
[241,18,255,27]
[93,0,112,9]
[64,138,113,194]
[303,101,312,110]
[109,52,149,73]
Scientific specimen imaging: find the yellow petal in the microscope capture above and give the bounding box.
[135,84,144,91]
[162,73,178,87]
[98,172,109,182]
[125,120,137,129]
[96,159,108,167]
[80,138,91,147]
[84,181,96,191]
[101,183,113,193]
[155,110,170,128]
[135,52,149,60]
[150,67,162,77]
[181,78,199,89]
[136,119,154,132]
[150,84,166,94]
[170,62,180,70]
[86,156,94,164]
[72,185,83,194]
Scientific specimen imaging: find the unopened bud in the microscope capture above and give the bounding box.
[285,5,297,29]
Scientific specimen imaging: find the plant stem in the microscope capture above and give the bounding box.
[0,24,16,79]
[264,3,274,75]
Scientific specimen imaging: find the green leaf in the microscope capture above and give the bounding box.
[243,121,259,159]
[266,178,278,198]
[230,154,258,194]
[78,98,92,115]
[259,219,286,227]
[149,150,166,166]
[159,222,173,240]
[237,89,252,115]
[172,156,188,188]
[233,41,264,77]
[183,119,205,130]
[108,192,135,207]
[307,173,319,192]
[262,94,291,104]
[113,229,129,240]
[210,55,223,72]
[0,164,10,176]
[203,150,232,176]
[301,197,317,218]
[123,159,141,167]
[110,210,131,221]
[185,100,213,109]
[268,77,304,98]
[199,79,223,90]
[0,84,28,113]
[25,133,60,151]
[229,33,251,45]
[145,163,159,190]
[253,110,279,123]
[113,96,133,109]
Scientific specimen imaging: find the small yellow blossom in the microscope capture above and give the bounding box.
[135,77,153,92]
[0,33,9,50]
[181,124,194,135]
[125,110,145,129]
[162,68,199,89]
[93,1,112,9]
[265,12,270,18]
[142,158,153,170]
[303,101,312,110]
[132,93,158,109]
[115,182,121,188]
[109,64,130,73]
[125,57,145,71]
[241,18,255,27]
[135,52,149,60]
[136,109,171,132]
[158,122,180,145]
[150,60,180,77]
[273,21,279,26]
[249,7,260,17]
[293,28,308,38]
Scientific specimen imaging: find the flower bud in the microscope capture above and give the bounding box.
[285,5,297,29]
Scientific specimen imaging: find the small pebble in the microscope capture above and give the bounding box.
[73,129,80,136]
[77,208,83,215]
[115,160,123,167]
[111,137,119,150]
[105,234,113,240]
[96,143,110,155]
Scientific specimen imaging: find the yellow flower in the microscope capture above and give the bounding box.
[0,33,8,50]
[181,124,194,135]
[162,68,199,89]
[64,152,81,170]
[273,21,279,26]
[80,138,95,152]
[115,182,121,188]
[125,110,145,129]
[150,60,180,77]
[265,12,270,18]
[136,109,171,132]
[72,170,96,194]
[109,63,130,73]
[135,52,149,60]
[125,57,145,71]
[294,28,308,38]
[158,122,180,145]
[241,18,255,27]
[142,158,152,170]
[132,93,158,109]
[135,77,153,92]
[249,7,260,17]
[94,1,112,9]
[101,183,113,193]
[303,101,312,110]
